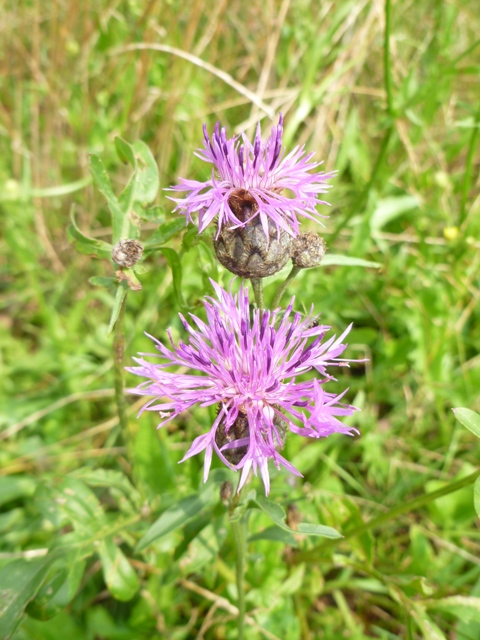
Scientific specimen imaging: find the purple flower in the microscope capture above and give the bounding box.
[127,281,358,495]
[169,115,335,239]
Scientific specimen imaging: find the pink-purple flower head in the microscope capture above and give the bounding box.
[168,115,335,240]
[128,281,358,495]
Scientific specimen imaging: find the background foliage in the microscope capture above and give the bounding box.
[1,0,479,638]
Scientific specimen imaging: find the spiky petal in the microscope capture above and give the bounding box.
[127,280,359,495]
[169,116,335,239]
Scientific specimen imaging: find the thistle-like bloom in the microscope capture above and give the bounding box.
[169,115,335,239]
[128,281,358,495]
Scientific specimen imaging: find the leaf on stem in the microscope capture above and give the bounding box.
[452,407,480,439]
[98,536,139,602]
[67,208,112,259]
[108,284,128,334]
[253,495,342,540]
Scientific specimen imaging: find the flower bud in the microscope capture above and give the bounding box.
[291,232,326,269]
[213,189,292,278]
[111,239,144,268]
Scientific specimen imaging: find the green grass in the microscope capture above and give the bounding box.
[1,0,480,638]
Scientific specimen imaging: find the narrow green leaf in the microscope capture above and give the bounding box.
[0,508,24,534]
[0,556,54,639]
[249,525,298,546]
[134,419,175,495]
[89,155,118,205]
[136,204,165,223]
[474,476,480,518]
[144,217,186,249]
[98,537,139,602]
[370,195,419,232]
[254,496,342,540]
[135,492,213,552]
[67,210,112,259]
[89,155,125,241]
[453,408,480,439]
[108,284,127,334]
[0,475,36,508]
[37,476,106,535]
[116,173,139,241]
[425,596,480,623]
[29,176,92,198]
[115,136,137,168]
[322,254,381,269]
[159,247,185,309]
[26,552,86,620]
[89,276,116,288]
[297,522,344,538]
[132,140,159,204]
[71,468,142,510]
[411,605,447,640]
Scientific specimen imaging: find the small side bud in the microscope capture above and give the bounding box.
[220,481,234,504]
[111,239,144,268]
[291,232,326,269]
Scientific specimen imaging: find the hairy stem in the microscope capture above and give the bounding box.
[231,515,246,639]
[271,265,300,309]
[113,294,129,437]
[250,277,264,311]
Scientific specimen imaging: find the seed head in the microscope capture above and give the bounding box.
[111,239,144,268]
[291,232,326,269]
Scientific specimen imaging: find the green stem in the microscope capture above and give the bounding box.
[113,294,129,438]
[250,278,264,311]
[271,265,301,309]
[384,0,394,117]
[459,106,480,226]
[293,468,480,564]
[231,515,246,639]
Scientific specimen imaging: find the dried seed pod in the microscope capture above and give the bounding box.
[291,232,326,269]
[213,189,292,278]
[111,239,144,268]
[215,408,288,465]
[220,481,234,504]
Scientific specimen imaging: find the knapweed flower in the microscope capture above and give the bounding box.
[128,281,358,495]
[169,115,335,239]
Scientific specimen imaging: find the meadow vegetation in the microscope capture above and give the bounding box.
[1,0,480,638]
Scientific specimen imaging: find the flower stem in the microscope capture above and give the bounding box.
[272,265,300,309]
[231,515,246,639]
[250,278,264,311]
[113,293,129,438]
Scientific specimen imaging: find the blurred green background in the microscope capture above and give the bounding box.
[1,0,480,638]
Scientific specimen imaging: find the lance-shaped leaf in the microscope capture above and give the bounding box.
[159,247,185,309]
[253,495,342,539]
[453,408,480,439]
[89,154,124,241]
[144,217,187,250]
[0,556,54,639]
[26,551,86,620]
[68,209,112,259]
[98,536,140,602]
[321,254,381,268]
